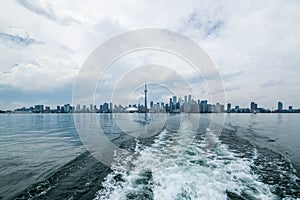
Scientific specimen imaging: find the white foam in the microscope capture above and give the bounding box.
[95,119,276,200]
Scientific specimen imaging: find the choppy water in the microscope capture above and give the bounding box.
[0,113,299,199]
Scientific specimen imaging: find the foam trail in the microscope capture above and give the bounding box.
[95,116,276,200]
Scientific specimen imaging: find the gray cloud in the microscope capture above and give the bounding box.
[0,0,299,109]
[225,86,240,92]
[0,32,36,46]
[184,12,224,38]
[222,71,244,80]
[16,0,79,25]
[261,80,283,87]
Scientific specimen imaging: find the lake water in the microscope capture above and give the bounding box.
[0,113,299,199]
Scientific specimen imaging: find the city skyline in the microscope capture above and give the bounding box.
[5,93,299,114]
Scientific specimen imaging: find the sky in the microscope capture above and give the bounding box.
[0,0,299,110]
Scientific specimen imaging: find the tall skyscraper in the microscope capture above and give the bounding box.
[34,105,44,113]
[172,96,177,104]
[188,95,192,103]
[76,104,81,112]
[250,102,255,112]
[169,98,173,112]
[227,103,231,113]
[150,101,154,109]
[144,83,148,112]
[278,101,283,111]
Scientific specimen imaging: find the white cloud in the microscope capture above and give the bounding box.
[0,0,299,109]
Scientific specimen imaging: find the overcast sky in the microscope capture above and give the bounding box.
[0,0,299,110]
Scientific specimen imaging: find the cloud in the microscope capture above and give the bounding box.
[16,0,79,25]
[185,12,224,38]
[221,71,244,80]
[0,32,35,46]
[0,57,78,91]
[0,0,299,109]
[261,80,283,87]
[0,84,73,109]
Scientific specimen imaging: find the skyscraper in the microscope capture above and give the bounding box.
[144,83,148,113]
[172,96,177,104]
[250,102,255,112]
[227,103,231,113]
[76,104,81,112]
[169,98,173,112]
[278,101,283,111]
[150,101,154,109]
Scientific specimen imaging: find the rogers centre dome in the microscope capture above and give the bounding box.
[125,107,138,113]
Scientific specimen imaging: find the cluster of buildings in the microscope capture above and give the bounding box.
[1,84,299,114]
[4,99,299,114]
[273,101,300,113]
[13,104,74,113]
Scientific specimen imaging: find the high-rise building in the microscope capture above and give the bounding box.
[34,105,44,113]
[200,100,208,113]
[102,103,109,113]
[109,103,113,112]
[227,103,231,113]
[172,96,177,104]
[250,102,255,112]
[188,95,192,103]
[184,95,187,103]
[161,102,164,109]
[150,101,154,109]
[216,103,224,113]
[45,106,50,113]
[278,101,283,111]
[76,104,81,112]
[235,105,240,113]
[144,83,148,113]
[64,104,71,113]
[169,98,173,112]
[250,102,258,112]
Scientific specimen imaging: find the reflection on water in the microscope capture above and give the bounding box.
[0,113,299,199]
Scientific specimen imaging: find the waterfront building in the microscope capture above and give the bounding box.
[200,100,208,113]
[227,103,231,113]
[278,101,283,111]
[172,96,177,104]
[45,106,50,113]
[188,95,192,103]
[76,104,81,112]
[216,103,224,113]
[144,83,148,113]
[64,104,71,113]
[34,105,44,113]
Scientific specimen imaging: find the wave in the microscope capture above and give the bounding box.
[95,116,300,200]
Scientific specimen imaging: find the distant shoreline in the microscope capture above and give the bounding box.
[1,112,300,114]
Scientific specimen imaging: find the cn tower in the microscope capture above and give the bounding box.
[144,83,148,113]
